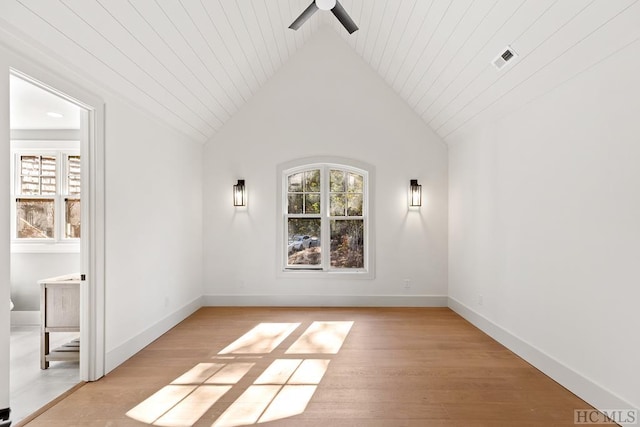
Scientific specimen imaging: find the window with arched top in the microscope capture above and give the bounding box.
[278,158,373,278]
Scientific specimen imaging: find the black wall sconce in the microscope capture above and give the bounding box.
[409,179,422,207]
[233,179,246,206]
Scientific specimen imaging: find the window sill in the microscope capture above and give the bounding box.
[278,268,374,280]
[11,242,80,254]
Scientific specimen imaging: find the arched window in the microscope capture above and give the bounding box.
[278,159,373,277]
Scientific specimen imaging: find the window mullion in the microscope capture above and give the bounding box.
[320,167,327,271]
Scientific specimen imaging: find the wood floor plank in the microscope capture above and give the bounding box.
[22,307,596,426]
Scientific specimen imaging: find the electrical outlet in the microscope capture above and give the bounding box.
[478,294,483,306]
[403,279,411,289]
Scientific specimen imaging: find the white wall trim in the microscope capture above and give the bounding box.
[10,311,40,326]
[203,294,448,307]
[448,297,638,420]
[104,296,203,374]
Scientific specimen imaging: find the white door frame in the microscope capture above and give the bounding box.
[6,56,105,382]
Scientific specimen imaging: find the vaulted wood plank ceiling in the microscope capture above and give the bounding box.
[1,0,639,143]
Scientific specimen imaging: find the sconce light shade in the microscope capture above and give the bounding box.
[233,179,246,206]
[409,179,422,207]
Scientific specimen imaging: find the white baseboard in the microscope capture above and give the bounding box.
[203,294,448,307]
[105,296,203,374]
[10,310,40,326]
[448,297,638,425]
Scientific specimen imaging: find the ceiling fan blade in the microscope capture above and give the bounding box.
[331,1,358,34]
[289,1,319,30]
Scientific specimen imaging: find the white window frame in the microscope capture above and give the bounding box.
[277,157,375,279]
[10,140,81,253]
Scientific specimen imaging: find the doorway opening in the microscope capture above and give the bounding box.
[8,70,101,424]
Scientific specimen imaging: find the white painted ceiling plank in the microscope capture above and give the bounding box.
[427,0,566,130]
[390,0,450,92]
[19,0,217,136]
[61,0,225,131]
[382,0,436,86]
[375,0,420,78]
[435,0,611,134]
[409,0,498,114]
[156,0,245,114]
[126,0,234,124]
[441,0,640,138]
[401,0,474,105]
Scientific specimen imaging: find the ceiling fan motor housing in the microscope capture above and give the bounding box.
[316,0,337,11]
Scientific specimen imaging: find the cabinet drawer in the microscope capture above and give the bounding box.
[43,284,79,329]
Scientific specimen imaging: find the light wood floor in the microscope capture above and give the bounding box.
[22,307,594,426]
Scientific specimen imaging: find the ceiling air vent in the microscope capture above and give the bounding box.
[492,46,517,70]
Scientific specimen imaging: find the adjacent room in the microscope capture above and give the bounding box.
[0,1,638,426]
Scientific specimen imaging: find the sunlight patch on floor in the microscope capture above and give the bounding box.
[127,320,353,426]
[285,321,354,354]
[259,385,317,423]
[171,363,225,385]
[154,386,230,427]
[218,323,300,354]
[213,385,281,427]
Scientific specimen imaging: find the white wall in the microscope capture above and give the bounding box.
[103,96,204,371]
[0,36,205,383]
[448,40,640,411]
[203,28,448,306]
[10,253,79,311]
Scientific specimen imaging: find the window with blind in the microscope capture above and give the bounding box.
[12,149,81,245]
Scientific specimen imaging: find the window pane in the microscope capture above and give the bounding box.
[287,218,321,266]
[347,173,363,193]
[304,170,320,192]
[41,177,56,195]
[20,156,40,176]
[41,156,56,176]
[65,199,81,238]
[330,170,345,192]
[19,155,57,195]
[68,155,81,196]
[330,220,364,268]
[330,194,346,217]
[347,194,363,216]
[304,193,320,214]
[16,198,55,239]
[288,173,303,192]
[288,194,303,214]
[20,175,40,195]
